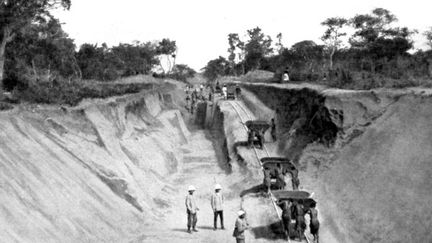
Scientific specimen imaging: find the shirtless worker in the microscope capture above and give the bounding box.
[278,200,291,239]
[270,118,277,141]
[294,200,306,241]
[247,130,255,148]
[235,84,241,99]
[275,163,286,190]
[185,185,199,233]
[307,201,320,243]
[290,168,300,190]
[263,167,272,195]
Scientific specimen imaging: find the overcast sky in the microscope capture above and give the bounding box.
[53,0,431,71]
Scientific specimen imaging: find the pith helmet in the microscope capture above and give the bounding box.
[188,185,196,191]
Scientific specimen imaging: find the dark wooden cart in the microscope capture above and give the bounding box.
[245,120,270,133]
[261,157,297,179]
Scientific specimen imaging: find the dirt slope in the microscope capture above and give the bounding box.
[0,87,190,242]
[241,82,432,242]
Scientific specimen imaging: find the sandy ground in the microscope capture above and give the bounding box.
[132,99,312,243]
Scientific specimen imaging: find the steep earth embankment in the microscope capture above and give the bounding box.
[241,82,432,242]
[0,84,190,242]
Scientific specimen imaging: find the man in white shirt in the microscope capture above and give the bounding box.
[211,184,225,230]
[282,71,290,82]
[222,85,227,99]
[185,185,199,233]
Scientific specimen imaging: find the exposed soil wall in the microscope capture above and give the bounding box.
[242,84,339,163]
[0,88,190,242]
[240,82,432,242]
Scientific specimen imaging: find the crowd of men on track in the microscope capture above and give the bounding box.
[183,81,319,243]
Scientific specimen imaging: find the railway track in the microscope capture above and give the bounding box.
[228,100,311,243]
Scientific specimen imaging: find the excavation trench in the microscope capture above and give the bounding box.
[1,81,431,243]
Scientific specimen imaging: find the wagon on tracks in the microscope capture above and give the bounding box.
[273,190,316,211]
[227,85,236,100]
[261,157,297,178]
[245,120,270,133]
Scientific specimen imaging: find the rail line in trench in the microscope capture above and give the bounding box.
[228,100,310,243]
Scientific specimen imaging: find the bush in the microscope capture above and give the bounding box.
[14,77,155,106]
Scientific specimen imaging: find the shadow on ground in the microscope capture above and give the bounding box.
[251,222,286,240]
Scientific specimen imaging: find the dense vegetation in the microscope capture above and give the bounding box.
[0,0,195,106]
[203,8,432,89]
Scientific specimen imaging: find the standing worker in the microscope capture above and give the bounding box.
[235,84,242,100]
[257,129,265,149]
[291,169,300,190]
[263,167,271,195]
[282,68,290,82]
[190,99,195,115]
[270,118,277,142]
[247,130,255,148]
[222,84,228,100]
[275,163,286,190]
[211,184,225,230]
[185,94,191,110]
[185,185,199,233]
[307,201,320,243]
[232,210,250,243]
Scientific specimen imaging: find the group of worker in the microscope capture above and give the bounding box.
[185,184,249,243]
[263,163,300,193]
[278,199,319,242]
[183,82,319,243]
[185,84,213,114]
[216,82,242,100]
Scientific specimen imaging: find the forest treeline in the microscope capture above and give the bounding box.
[0,0,195,105]
[203,8,432,89]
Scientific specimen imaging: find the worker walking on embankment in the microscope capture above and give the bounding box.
[185,185,199,233]
[211,184,225,230]
[232,210,250,243]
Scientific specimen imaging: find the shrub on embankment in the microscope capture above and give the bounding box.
[13,77,156,106]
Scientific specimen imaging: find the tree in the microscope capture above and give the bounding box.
[350,8,398,48]
[275,33,284,54]
[321,17,347,70]
[424,27,432,49]
[156,38,176,74]
[227,33,239,74]
[244,27,273,71]
[0,0,71,94]
[203,56,230,81]
[349,8,415,72]
[290,40,324,72]
[169,64,196,82]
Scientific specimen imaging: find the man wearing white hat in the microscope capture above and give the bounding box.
[185,185,199,233]
[211,184,225,230]
[232,210,249,243]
